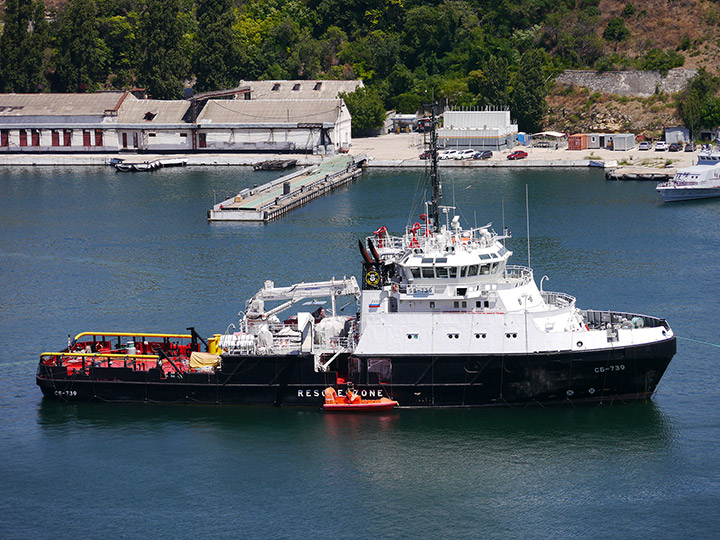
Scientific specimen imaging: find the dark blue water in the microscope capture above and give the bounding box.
[1,166,718,539]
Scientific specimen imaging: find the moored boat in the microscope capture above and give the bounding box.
[657,149,720,202]
[322,387,398,411]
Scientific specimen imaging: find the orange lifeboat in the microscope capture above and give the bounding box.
[322,387,398,412]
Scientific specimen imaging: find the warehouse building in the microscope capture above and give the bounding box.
[1,82,358,155]
[438,109,518,150]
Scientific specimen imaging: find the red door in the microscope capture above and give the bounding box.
[51,131,59,146]
[19,130,27,146]
[122,133,127,148]
[83,130,91,146]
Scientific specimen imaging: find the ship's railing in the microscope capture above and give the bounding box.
[503,265,533,284]
[581,310,670,330]
[316,335,354,351]
[541,291,576,309]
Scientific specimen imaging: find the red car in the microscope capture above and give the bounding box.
[507,150,528,160]
[419,150,431,159]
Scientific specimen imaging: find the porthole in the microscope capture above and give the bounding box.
[577,341,583,347]
[566,389,574,397]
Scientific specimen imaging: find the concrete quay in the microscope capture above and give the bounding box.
[0,133,699,171]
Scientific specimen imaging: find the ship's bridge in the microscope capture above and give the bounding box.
[396,242,512,285]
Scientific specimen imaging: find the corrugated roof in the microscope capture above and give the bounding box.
[0,92,133,117]
[197,99,344,124]
[117,99,191,124]
[238,80,363,100]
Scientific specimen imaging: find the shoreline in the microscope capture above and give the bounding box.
[0,132,698,171]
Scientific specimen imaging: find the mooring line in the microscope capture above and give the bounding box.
[677,336,720,348]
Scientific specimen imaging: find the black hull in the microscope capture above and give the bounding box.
[37,337,676,407]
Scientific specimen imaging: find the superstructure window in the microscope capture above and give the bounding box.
[436,266,449,278]
[448,267,457,278]
[410,267,420,279]
[480,264,490,275]
[421,267,434,278]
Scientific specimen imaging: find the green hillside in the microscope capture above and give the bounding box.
[1,0,719,133]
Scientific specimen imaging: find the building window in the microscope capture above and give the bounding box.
[83,130,91,146]
[292,83,301,91]
[199,133,207,148]
[132,133,138,148]
[0,129,8,147]
[95,129,103,146]
[148,133,156,137]
[31,129,40,146]
[63,129,72,146]
[313,82,322,91]
[51,130,60,146]
[180,133,187,138]
[272,83,280,91]
[144,111,157,121]
[19,130,27,147]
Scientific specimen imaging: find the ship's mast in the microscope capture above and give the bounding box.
[428,104,442,232]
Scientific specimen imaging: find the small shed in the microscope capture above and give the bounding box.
[587,133,602,149]
[608,133,635,151]
[665,126,690,144]
[568,133,587,150]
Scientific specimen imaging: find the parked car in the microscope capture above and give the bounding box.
[455,149,476,160]
[439,149,459,160]
[668,142,682,152]
[507,150,528,160]
[473,150,493,160]
[419,150,431,159]
[654,141,668,151]
[684,143,695,152]
[638,141,651,151]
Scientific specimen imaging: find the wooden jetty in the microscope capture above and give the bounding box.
[605,167,674,181]
[208,154,366,222]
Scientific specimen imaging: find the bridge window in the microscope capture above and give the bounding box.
[421,267,434,278]
[436,266,448,278]
[480,264,490,275]
[410,267,420,279]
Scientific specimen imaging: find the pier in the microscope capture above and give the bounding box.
[208,154,366,222]
[605,167,674,181]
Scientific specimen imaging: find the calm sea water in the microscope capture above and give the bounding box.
[0,164,718,539]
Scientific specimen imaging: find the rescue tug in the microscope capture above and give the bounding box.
[37,110,676,407]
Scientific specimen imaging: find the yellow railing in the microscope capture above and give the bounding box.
[73,331,192,341]
[41,352,160,360]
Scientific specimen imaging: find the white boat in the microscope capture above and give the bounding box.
[657,149,720,202]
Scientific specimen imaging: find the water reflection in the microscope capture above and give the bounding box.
[38,399,672,453]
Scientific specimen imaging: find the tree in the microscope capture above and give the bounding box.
[340,86,386,136]
[469,55,510,107]
[0,0,49,92]
[511,49,548,133]
[194,0,238,92]
[53,0,109,92]
[602,17,629,51]
[136,0,190,99]
[677,69,720,139]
